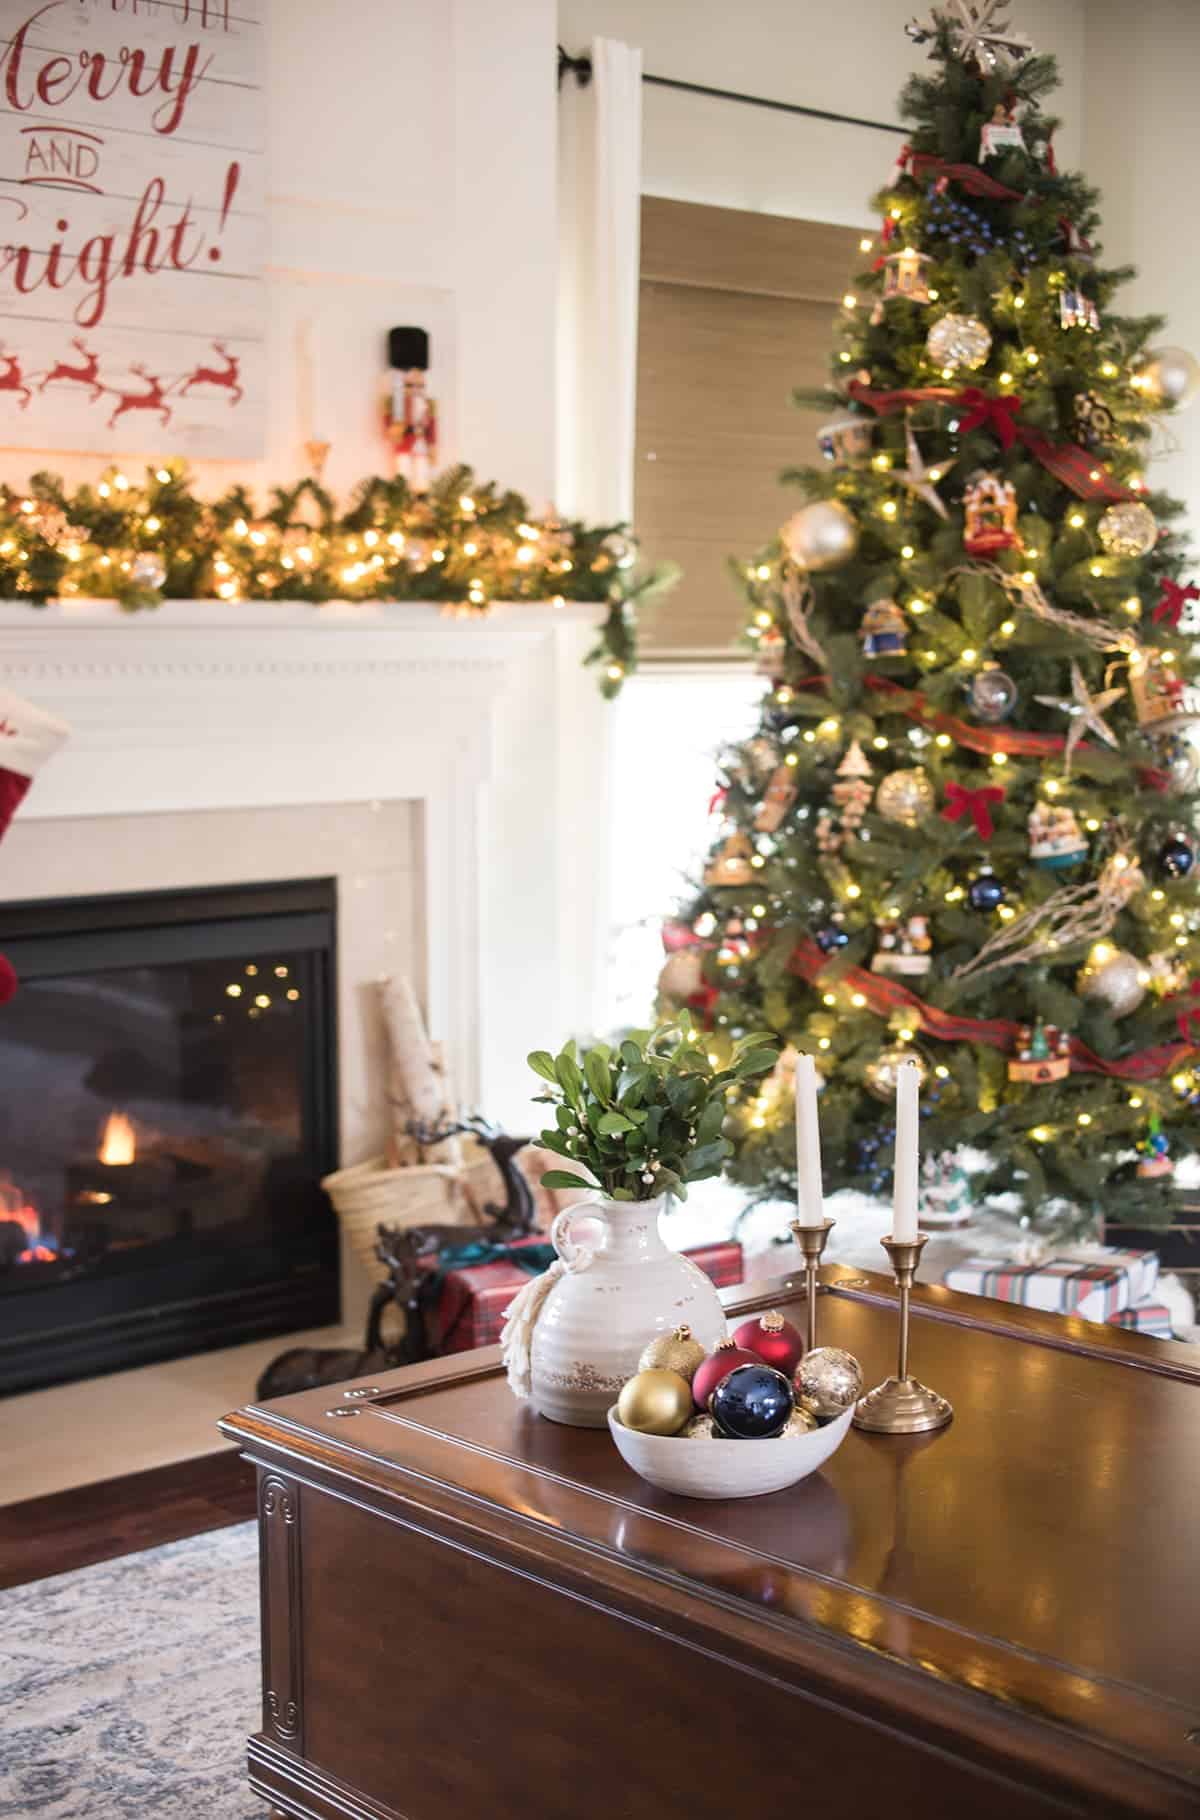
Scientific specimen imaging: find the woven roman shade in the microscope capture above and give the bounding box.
[635,198,863,657]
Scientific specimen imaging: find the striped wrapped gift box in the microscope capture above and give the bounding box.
[1106,1300,1175,1340]
[944,1248,1159,1323]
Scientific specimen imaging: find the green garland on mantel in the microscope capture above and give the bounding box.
[0,460,677,698]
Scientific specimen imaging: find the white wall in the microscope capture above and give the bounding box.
[0,0,558,505]
[1082,0,1200,519]
[558,0,1086,228]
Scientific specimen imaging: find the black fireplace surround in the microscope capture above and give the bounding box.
[0,879,339,1394]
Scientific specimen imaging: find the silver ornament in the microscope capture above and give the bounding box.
[925,313,992,373]
[1097,501,1158,559]
[795,1347,864,1421]
[1140,346,1200,411]
[131,552,166,589]
[1077,945,1146,1019]
[864,1045,927,1101]
[781,501,859,572]
[874,767,935,826]
[684,1414,719,1438]
[969,664,1017,723]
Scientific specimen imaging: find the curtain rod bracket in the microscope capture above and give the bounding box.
[558,45,593,90]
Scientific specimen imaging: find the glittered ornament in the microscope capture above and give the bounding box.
[130,552,166,589]
[865,1045,926,1100]
[1152,730,1200,794]
[1076,944,1146,1019]
[875,767,935,827]
[815,921,850,954]
[691,1338,761,1412]
[925,313,991,372]
[1098,501,1158,559]
[780,1407,819,1436]
[638,1324,707,1383]
[795,1348,864,1422]
[781,500,859,572]
[1139,346,1200,411]
[1073,391,1115,449]
[732,1309,805,1378]
[684,1413,720,1439]
[616,1368,694,1436]
[710,1364,794,1440]
[969,664,1017,723]
[1158,831,1195,879]
[967,866,1005,911]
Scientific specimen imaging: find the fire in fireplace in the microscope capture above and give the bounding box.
[0,879,339,1394]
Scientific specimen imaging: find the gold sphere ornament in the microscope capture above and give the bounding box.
[616,1368,694,1435]
[779,1407,820,1437]
[684,1414,720,1439]
[1139,346,1200,411]
[875,767,935,827]
[1097,501,1159,559]
[638,1323,707,1383]
[925,312,992,373]
[795,1348,865,1422]
[781,500,859,571]
[864,1045,927,1101]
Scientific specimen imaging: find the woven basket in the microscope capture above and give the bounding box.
[323,1138,498,1288]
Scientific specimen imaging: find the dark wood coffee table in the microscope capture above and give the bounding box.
[220,1263,1200,1820]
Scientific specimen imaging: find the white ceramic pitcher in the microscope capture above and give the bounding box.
[529,1194,727,1427]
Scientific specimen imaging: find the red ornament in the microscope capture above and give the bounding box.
[691,1338,761,1411]
[732,1309,805,1378]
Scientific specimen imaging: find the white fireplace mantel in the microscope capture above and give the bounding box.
[0,598,612,1130]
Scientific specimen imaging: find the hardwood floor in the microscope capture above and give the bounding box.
[0,1447,257,1591]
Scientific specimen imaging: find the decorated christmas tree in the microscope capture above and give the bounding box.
[660,6,1200,1235]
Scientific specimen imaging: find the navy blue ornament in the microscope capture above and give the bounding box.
[710,1364,794,1439]
[967,867,1006,911]
[1159,833,1195,879]
[816,922,850,954]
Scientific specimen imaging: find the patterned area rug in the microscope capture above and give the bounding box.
[0,1523,260,1819]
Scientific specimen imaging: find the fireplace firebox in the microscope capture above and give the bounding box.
[0,879,339,1394]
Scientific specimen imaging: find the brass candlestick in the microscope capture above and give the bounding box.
[788,1218,836,1352]
[853,1234,953,1435]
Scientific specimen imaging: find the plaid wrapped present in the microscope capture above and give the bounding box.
[944,1248,1159,1324]
[1106,1299,1175,1340]
[420,1234,744,1356]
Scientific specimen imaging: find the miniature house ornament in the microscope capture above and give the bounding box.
[871,912,932,977]
[1130,648,1199,730]
[1028,801,1089,870]
[1008,1019,1072,1083]
[963,472,1022,556]
[883,247,934,304]
[860,598,908,658]
[1059,290,1101,333]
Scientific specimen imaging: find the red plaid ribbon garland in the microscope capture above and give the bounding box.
[1173,980,1200,1042]
[846,379,1133,503]
[941,779,1005,838]
[893,143,1024,202]
[789,937,1198,1081]
[1154,579,1200,629]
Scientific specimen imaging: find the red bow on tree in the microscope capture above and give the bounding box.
[955,389,1023,450]
[1153,578,1200,629]
[707,786,728,816]
[1174,980,1200,1043]
[941,780,1006,839]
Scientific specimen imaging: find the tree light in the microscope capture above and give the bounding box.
[998,371,1013,385]
[901,544,915,560]
[144,515,161,533]
[872,453,891,471]
[999,619,1015,636]
[823,992,837,1007]
[839,351,852,363]
[881,500,898,518]
[802,730,817,744]
[1129,1095,1143,1108]
[1031,1126,1051,1143]
[1025,349,1039,366]
[850,991,867,1006]
[846,883,862,900]
[935,1065,949,1079]
[818,717,840,734]
[1069,513,1084,528]
[156,468,172,483]
[935,733,952,748]
[992,751,1008,766]
[960,648,977,664]
[1077,1113,1092,1126]
[843,293,857,309]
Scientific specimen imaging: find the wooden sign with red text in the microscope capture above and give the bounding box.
[0,0,265,456]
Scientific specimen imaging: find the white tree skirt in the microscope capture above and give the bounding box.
[660,1177,1199,1343]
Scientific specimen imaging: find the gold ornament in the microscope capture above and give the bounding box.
[1097,501,1158,559]
[616,1368,694,1435]
[638,1324,707,1383]
[780,500,859,572]
[925,312,991,372]
[864,1046,927,1101]
[684,1414,720,1439]
[795,1347,865,1421]
[874,767,935,826]
[779,1407,819,1437]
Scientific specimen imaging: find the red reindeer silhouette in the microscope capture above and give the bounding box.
[38,338,104,401]
[0,349,32,410]
[178,340,242,406]
[107,366,172,431]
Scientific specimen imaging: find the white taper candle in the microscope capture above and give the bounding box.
[892,1059,920,1243]
[794,1052,824,1227]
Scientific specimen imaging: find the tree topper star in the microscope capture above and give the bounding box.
[1035,661,1124,769]
[907,2,1033,73]
[897,420,953,520]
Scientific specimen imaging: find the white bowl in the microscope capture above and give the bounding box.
[606,1403,854,1500]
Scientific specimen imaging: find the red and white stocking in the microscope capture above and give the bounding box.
[0,687,70,1004]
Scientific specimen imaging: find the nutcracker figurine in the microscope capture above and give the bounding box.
[860,598,908,658]
[384,326,438,492]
